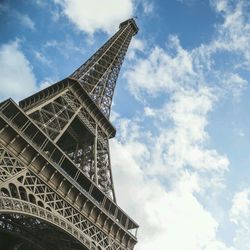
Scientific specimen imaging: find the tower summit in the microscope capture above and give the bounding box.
[0,19,139,250]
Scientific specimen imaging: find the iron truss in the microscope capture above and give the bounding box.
[0,18,139,250]
[70,19,138,118]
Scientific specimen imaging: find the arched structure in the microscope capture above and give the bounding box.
[0,197,89,250]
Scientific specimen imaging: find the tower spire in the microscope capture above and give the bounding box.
[70,18,139,117]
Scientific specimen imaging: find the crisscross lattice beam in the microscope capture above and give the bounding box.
[70,19,138,117]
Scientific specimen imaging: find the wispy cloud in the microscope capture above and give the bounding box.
[43,38,84,59]
[0,40,56,102]
[127,37,145,60]
[54,0,134,34]
[0,40,37,101]
[210,0,250,68]
[0,2,36,31]
[125,35,196,99]
[230,188,250,249]
[15,11,36,31]
[34,51,52,65]
[141,0,154,14]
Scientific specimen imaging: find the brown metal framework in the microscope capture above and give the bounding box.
[0,19,139,250]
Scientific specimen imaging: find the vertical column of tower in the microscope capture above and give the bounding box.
[70,19,139,201]
[74,19,138,200]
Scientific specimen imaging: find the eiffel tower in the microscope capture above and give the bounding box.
[0,18,139,250]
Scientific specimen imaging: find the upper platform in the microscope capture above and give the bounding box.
[119,18,139,35]
[19,77,116,139]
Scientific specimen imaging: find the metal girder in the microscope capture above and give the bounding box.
[0,99,138,250]
[25,84,116,199]
[0,144,136,249]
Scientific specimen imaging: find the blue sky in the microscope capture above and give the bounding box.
[1,0,250,249]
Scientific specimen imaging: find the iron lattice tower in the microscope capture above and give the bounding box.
[0,19,139,250]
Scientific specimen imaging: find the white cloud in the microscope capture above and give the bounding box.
[0,3,36,31]
[54,0,134,34]
[224,73,247,98]
[213,0,228,12]
[34,51,51,66]
[230,188,250,249]
[111,63,231,247]
[127,38,145,60]
[124,1,250,100]
[44,38,84,59]
[141,0,154,14]
[210,0,250,68]
[237,129,245,137]
[0,41,37,101]
[144,106,156,117]
[162,88,229,173]
[125,39,218,173]
[111,115,232,249]
[125,36,196,99]
[15,12,36,31]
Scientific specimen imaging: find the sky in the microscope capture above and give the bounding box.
[0,0,250,249]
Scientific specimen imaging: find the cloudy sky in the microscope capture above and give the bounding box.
[1,0,250,249]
